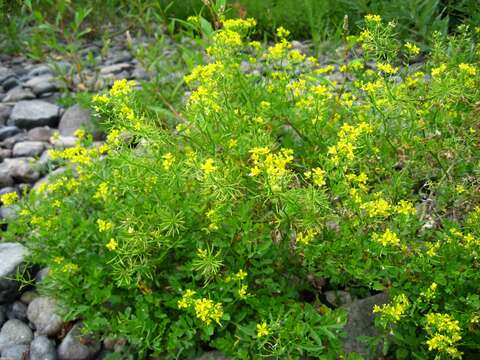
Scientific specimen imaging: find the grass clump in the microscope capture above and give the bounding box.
[4,15,480,359]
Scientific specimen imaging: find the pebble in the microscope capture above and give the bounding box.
[58,104,93,137]
[30,335,57,360]
[0,319,33,353]
[2,158,40,183]
[27,297,63,337]
[0,127,21,142]
[10,100,60,129]
[6,302,27,323]
[57,323,100,360]
[28,126,54,142]
[2,87,35,103]
[0,244,28,304]
[12,141,46,157]
[1,343,30,360]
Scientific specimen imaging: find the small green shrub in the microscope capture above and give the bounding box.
[5,15,480,359]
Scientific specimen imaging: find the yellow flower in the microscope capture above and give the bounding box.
[97,219,113,232]
[373,229,400,247]
[404,42,420,56]
[162,153,175,170]
[395,200,416,216]
[365,14,382,23]
[62,263,79,273]
[312,167,326,187]
[373,294,409,322]
[236,269,248,280]
[459,63,476,76]
[94,182,109,201]
[424,313,462,359]
[1,191,18,206]
[431,64,447,78]
[256,321,270,337]
[297,229,316,245]
[276,26,290,39]
[193,298,223,325]
[74,129,86,139]
[53,256,64,264]
[106,238,118,251]
[377,62,398,75]
[238,285,248,299]
[201,158,216,175]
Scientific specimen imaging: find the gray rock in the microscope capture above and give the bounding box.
[131,66,149,80]
[27,65,53,78]
[0,133,27,149]
[0,127,21,142]
[19,291,38,305]
[30,335,57,360]
[57,323,100,360]
[105,50,132,65]
[1,343,30,360]
[12,141,46,158]
[0,68,15,85]
[342,293,389,359]
[0,319,33,352]
[34,268,50,283]
[24,75,59,96]
[58,105,94,137]
[2,87,35,103]
[0,167,14,188]
[27,127,54,142]
[0,149,12,161]
[0,104,12,124]
[99,63,131,75]
[27,297,63,337]
[2,158,40,183]
[10,101,60,129]
[0,244,28,304]
[325,290,353,307]
[6,302,27,323]
[0,205,19,221]
[2,77,19,92]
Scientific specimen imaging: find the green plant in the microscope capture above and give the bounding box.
[4,15,480,360]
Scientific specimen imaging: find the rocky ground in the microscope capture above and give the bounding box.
[0,35,390,360]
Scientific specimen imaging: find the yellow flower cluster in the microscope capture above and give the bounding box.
[377,62,399,75]
[162,153,175,171]
[266,39,292,61]
[97,219,113,232]
[365,14,382,23]
[223,18,256,35]
[1,191,18,206]
[431,64,447,78]
[404,42,421,56]
[94,182,109,201]
[458,63,476,76]
[328,122,373,165]
[184,62,224,85]
[373,293,409,322]
[424,313,462,359]
[304,167,326,187]
[109,79,136,97]
[249,147,294,192]
[177,290,223,325]
[296,228,317,245]
[62,263,80,273]
[372,228,400,247]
